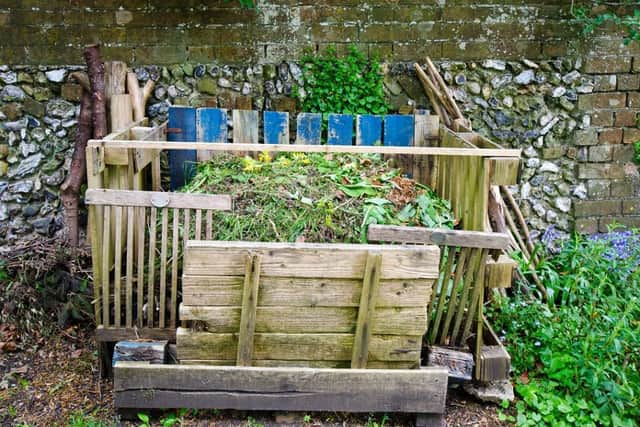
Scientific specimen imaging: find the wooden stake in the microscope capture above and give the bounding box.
[127,72,155,121]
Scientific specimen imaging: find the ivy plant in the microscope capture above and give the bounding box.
[295,45,389,117]
[572,1,640,45]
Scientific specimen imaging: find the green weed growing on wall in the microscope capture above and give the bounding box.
[572,1,640,45]
[296,45,389,117]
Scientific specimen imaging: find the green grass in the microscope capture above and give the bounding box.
[183,152,454,243]
[488,230,640,426]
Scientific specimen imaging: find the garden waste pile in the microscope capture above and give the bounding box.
[183,152,455,243]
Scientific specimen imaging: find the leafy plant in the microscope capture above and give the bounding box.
[137,413,151,427]
[488,229,640,426]
[296,45,389,119]
[572,1,640,45]
[634,141,640,165]
[67,412,110,427]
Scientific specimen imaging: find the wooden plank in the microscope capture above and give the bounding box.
[429,247,457,344]
[485,255,516,289]
[439,247,471,345]
[159,208,169,328]
[113,341,167,365]
[85,189,232,211]
[180,306,427,335]
[327,114,353,146]
[86,145,104,325]
[170,209,180,328]
[101,205,111,327]
[183,241,440,280]
[92,140,522,158]
[236,254,262,366]
[384,115,414,146]
[205,210,213,240]
[168,106,197,191]
[196,108,228,162]
[147,207,157,327]
[194,209,202,240]
[351,252,382,368]
[264,111,290,145]
[136,206,145,328]
[131,123,166,172]
[95,326,176,342]
[295,113,322,145]
[356,115,382,146]
[450,248,483,345]
[183,209,191,247]
[179,360,417,369]
[489,157,520,185]
[113,206,123,328]
[461,249,488,343]
[232,110,259,144]
[114,362,448,414]
[176,329,422,362]
[367,225,510,250]
[125,206,134,328]
[182,276,433,308]
[427,346,474,381]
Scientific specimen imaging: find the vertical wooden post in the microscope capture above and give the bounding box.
[351,252,382,369]
[236,253,262,367]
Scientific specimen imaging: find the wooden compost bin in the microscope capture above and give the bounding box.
[85,111,520,398]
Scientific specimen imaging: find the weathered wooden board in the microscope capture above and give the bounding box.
[384,115,414,146]
[180,305,427,335]
[183,241,440,279]
[232,110,259,144]
[427,346,474,381]
[296,113,322,145]
[367,225,510,250]
[264,111,290,145]
[168,106,197,190]
[176,329,422,362]
[113,341,168,365]
[181,276,433,308]
[178,360,418,369]
[356,115,383,146]
[114,362,448,413]
[196,108,228,161]
[327,114,354,146]
[85,189,232,210]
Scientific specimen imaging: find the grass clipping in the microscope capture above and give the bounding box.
[183,152,455,243]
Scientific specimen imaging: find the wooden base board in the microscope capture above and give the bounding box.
[114,362,448,415]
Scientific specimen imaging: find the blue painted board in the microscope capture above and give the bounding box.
[384,115,415,146]
[356,115,382,146]
[327,114,353,146]
[296,113,322,145]
[168,106,197,190]
[196,108,228,143]
[264,111,290,144]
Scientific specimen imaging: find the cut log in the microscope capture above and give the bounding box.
[84,44,107,139]
[60,90,92,246]
[127,72,154,121]
[427,345,474,381]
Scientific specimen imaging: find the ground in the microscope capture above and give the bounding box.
[0,326,509,427]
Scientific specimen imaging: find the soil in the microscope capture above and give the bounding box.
[0,326,510,427]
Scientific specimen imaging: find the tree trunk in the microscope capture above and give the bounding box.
[84,44,107,139]
[60,91,92,246]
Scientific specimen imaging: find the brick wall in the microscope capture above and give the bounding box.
[0,0,612,65]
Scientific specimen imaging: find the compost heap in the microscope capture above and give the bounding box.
[183,152,455,243]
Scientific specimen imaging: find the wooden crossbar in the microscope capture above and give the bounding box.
[367,225,511,249]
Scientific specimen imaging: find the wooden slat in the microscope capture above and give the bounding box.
[196,108,228,162]
[159,208,169,328]
[356,114,382,146]
[88,206,102,325]
[176,329,422,362]
[85,189,232,211]
[170,209,180,328]
[351,252,382,368]
[125,206,134,327]
[439,247,471,345]
[91,139,521,158]
[181,276,433,308]
[485,255,516,289]
[296,113,322,145]
[461,249,488,343]
[232,110,259,144]
[147,207,157,327]
[136,206,145,327]
[429,247,457,344]
[489,157,520,185]
[114,206,123,328]
[205,210,213,240]
[327,114,354,146]
[367,225,511,250]
[183,209,191,247]
[96,326,176,342]
[180,306,427,335]
[179,360,417,369]
[101,205,111,326]
[450,248,483,344]
[114,362,448,414]
[264,111,290,145]
[236,254,262,366]
[183,241,440,279]
[194,209,202,240]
